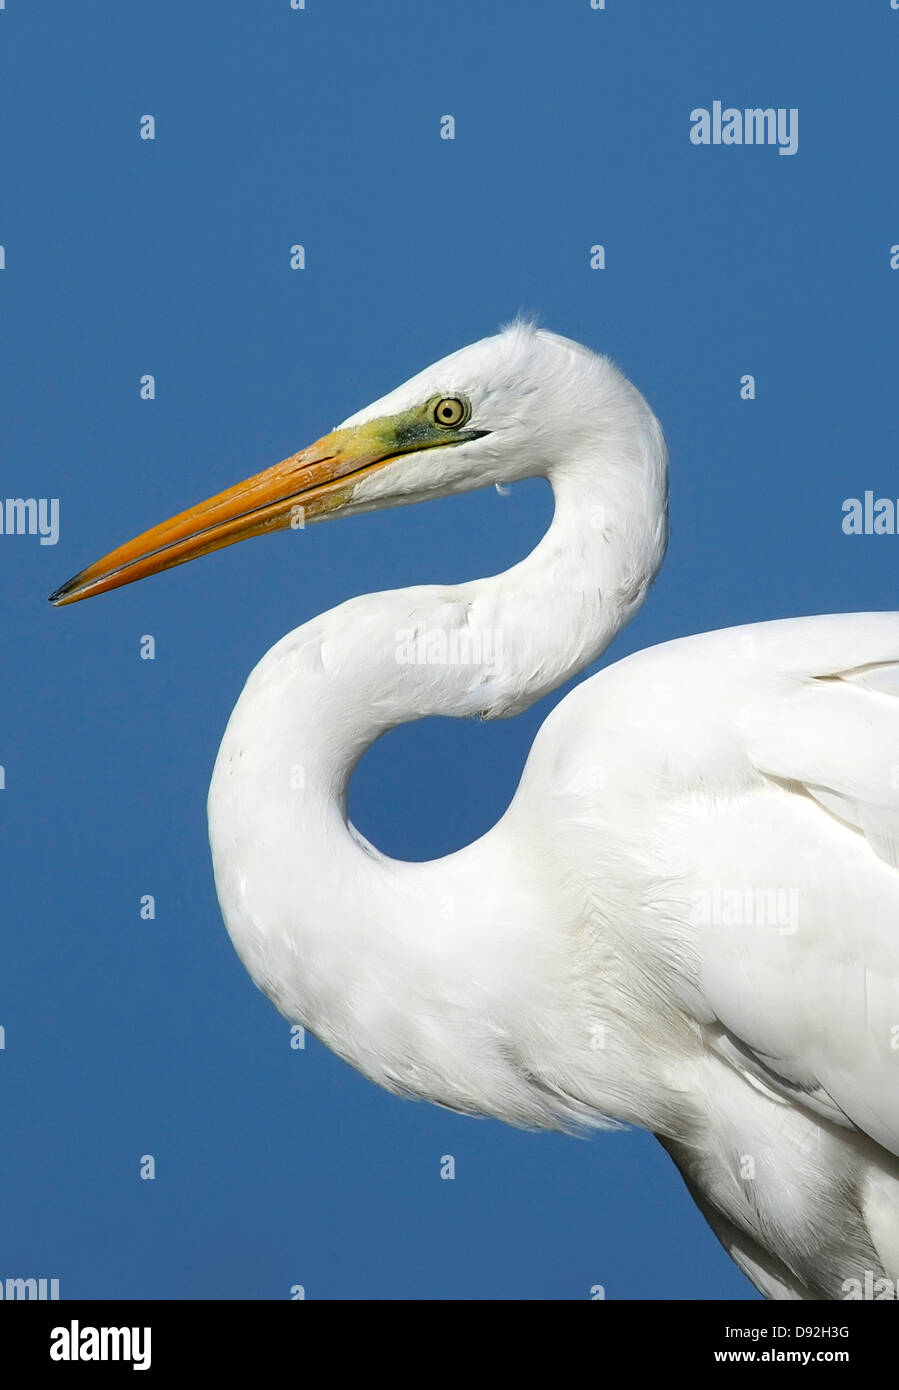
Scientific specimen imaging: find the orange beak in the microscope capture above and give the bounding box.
[50,418,416,606]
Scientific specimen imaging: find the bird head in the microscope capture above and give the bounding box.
[50,323,650,606]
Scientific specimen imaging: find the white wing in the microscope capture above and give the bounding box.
[531,613,899,1295]
[693,614,899,1157]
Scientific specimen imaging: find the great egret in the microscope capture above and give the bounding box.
[52,322,899,1300]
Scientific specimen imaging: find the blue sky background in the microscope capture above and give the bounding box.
[1,1,898,1300]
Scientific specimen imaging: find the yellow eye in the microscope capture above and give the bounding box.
[432,396,468,428]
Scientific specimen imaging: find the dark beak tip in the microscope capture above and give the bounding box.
[48,575,81,605]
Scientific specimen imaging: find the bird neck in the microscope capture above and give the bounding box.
[208,434,674,1131]
[478,442,669,713]
[319,432,670,766]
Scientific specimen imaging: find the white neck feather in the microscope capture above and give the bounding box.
[209,406,677,1134]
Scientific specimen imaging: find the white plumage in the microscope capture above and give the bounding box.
[54,322,899,1299]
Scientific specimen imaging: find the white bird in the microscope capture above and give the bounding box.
[52,322,899,1300]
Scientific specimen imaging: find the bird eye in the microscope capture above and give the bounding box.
[432,396,468,428]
